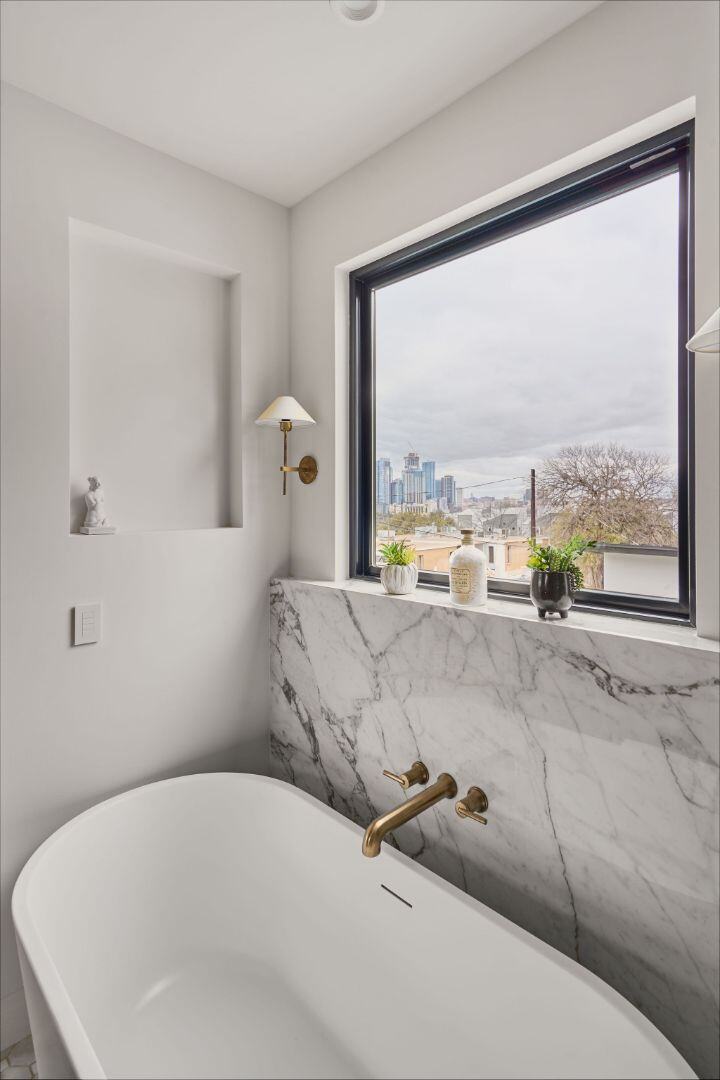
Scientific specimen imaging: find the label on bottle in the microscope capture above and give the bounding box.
[450,566,472,596]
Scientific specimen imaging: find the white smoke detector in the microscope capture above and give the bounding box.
[329,0,386,25]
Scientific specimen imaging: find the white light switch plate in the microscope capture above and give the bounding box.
[73,603,101,645]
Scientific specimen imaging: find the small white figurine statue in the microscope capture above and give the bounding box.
[80,476,116,534]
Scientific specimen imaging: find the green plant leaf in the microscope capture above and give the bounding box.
[379,539,416,566]
[526,534,596,576]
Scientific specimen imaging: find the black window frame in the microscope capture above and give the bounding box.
[350,122,695,624]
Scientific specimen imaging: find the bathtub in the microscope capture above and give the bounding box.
[13,773,695,1080]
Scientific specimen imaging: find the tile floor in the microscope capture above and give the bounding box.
[0,1035,37,1080]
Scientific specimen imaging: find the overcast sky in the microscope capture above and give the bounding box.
[375,173,679,498]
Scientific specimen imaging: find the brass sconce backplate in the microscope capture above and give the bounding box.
[298,455,318,485]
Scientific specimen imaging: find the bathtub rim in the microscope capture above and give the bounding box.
[12,771,696,1080]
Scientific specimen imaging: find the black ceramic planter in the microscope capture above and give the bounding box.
[530,571,575,619]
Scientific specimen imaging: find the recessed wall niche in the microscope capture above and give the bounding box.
[69,220,240,533]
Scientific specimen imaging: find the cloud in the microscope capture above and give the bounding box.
[375,174,679,495]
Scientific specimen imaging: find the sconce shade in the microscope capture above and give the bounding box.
[686,307,720,354]
[254,395,316,426]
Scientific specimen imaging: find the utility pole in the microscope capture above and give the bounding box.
[530,468,537,541]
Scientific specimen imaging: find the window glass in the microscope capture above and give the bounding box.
[374,173,680,600]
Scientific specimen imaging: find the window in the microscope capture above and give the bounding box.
[350,124,694,622]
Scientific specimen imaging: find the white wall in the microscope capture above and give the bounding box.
[288,0,720,641]
[0,85,290,1045]
[604,551,680,599]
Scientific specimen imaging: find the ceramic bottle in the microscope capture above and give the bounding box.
[449,529,487,607]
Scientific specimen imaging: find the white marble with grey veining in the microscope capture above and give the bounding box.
[269,578,719,1079]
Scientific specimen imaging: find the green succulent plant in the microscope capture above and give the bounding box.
[379,539,416,566]
[527,535,597,591]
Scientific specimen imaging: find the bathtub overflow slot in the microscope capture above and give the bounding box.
[380,884,412,908]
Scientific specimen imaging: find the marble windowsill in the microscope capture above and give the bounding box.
[290,577,720,655]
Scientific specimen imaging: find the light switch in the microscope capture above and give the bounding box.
[73,603,101,646]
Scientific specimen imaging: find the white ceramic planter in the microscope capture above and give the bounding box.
[380,563,418,595]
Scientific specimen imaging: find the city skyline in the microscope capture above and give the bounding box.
[376,448,527,501]
[376,450,465,512]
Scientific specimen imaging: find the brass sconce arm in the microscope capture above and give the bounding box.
[280,420,293,495]
[279,420,318,494]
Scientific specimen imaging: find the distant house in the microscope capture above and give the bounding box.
[484,510,528,536]
[479,536,533,579]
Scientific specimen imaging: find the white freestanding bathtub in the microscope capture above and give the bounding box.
[13,774,695,1080]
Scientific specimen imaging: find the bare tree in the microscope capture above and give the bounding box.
[537,443,677,587]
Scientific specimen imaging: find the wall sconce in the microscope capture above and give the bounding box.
[255,395,318,494]
[686,307,720,354]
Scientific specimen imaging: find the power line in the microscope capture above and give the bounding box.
[462,475,527,491]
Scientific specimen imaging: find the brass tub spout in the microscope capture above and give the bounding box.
[362,773,458,858]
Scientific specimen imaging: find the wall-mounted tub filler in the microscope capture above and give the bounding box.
[363,763,492,855]
[13,774,695,1079]
[363,769,458,858]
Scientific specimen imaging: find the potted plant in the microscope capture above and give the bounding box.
[527,536,596,619]
[378,539,418,596]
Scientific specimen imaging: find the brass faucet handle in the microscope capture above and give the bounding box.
[382,761,430,790]
[456,786,489,824]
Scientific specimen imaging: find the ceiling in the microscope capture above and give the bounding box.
[1,0,602,206]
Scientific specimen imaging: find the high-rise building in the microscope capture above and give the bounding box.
[455,487,464,510]
[438,474,456,510]
[404,450,420,471]
[376,458,392,513]
[390,479,404,504]
[422,460,436,502]
[435,479,442,500]
[402,467,424,504]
